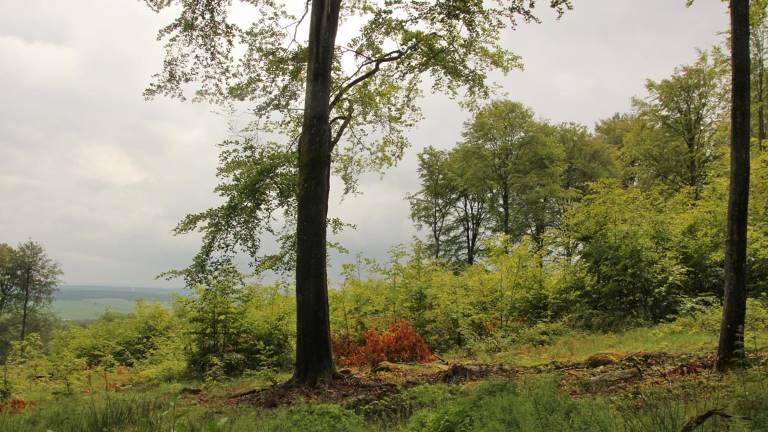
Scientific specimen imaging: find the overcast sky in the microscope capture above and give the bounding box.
[0,0,728,288]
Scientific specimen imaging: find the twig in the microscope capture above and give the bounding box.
[431,352,449,365]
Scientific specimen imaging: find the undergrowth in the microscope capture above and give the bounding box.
[1,371,766,432]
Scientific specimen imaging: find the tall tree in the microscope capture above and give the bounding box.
[447,144,492,266]
[407,147,458,261]
[633,54,727,198]
[462,101,564,251]
[717,0,751,371]
[462,100,536,238]
[143,0,571,385]
[11,241,61,342]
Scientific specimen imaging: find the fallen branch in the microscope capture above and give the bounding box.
[432,352,449,365]
[680,408,751,432]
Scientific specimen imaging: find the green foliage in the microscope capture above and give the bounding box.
[407,147,459,262]
[0,393,182,432]
[331,239,559,354]
[177,267,293,378]
[60,302,179,369]
[630,53,727,197]
[408,100,592,265]
[0,240,62,357]
[560,181,687,327]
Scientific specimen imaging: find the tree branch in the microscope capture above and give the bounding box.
[330,48,409,110]
[331,104,354,151]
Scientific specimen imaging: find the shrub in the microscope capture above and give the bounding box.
[334,320,432,367]
[560,182,687,328]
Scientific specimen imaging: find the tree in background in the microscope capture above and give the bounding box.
[447,144,493,265]
[143,0,572,385]
[632,54,727,199]
[11,241,61,343]
[410,101,588,260]
[751,0,768,147]
[461,100,567,251]
[0,244,18,318]
[462,101,538,239]
[594,113,641,186]
[717,0,751,371]
[0,241,61,346]
[556,122,618,195]
[407,147,458,262]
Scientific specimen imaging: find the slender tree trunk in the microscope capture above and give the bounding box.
[717,0,751,371]
[292,0,341,386]
[433,228,441,260]
[501,185,510,237]
[759,51,766,149]
[467,236,475,266]
[20,268,30,342]
[687,139,701,200]
[432,196,442,259]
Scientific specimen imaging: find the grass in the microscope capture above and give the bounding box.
[2,373,767,432]
[492,325,716,366]
[486,302,768,367]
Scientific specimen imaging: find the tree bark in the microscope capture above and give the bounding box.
[717,0,751,371]
[292,0,341,386]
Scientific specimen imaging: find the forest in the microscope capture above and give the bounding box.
[1,0,767,431]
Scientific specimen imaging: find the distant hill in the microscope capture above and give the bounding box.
[53,285,186,321]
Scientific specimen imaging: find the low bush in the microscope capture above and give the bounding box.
[334,320,432,367]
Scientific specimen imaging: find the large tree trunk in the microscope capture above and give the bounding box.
[717,0,751,371]
[292,0,341,386]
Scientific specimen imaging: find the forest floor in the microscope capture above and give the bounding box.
[3,323,768,431]
[202,350,762,409]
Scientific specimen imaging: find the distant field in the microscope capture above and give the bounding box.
[53,285,185,321]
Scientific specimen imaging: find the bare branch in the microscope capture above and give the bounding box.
[285,0,311,49]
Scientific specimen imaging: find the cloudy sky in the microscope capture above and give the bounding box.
[0,0,727,288]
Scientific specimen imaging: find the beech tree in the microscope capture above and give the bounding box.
[142,0,571,385]
[717,0,751,371]
[462,101,564,251]
[447,144,492,265]
[632,54,726,199]
[462,100,537,239]
[407,147,457,262]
